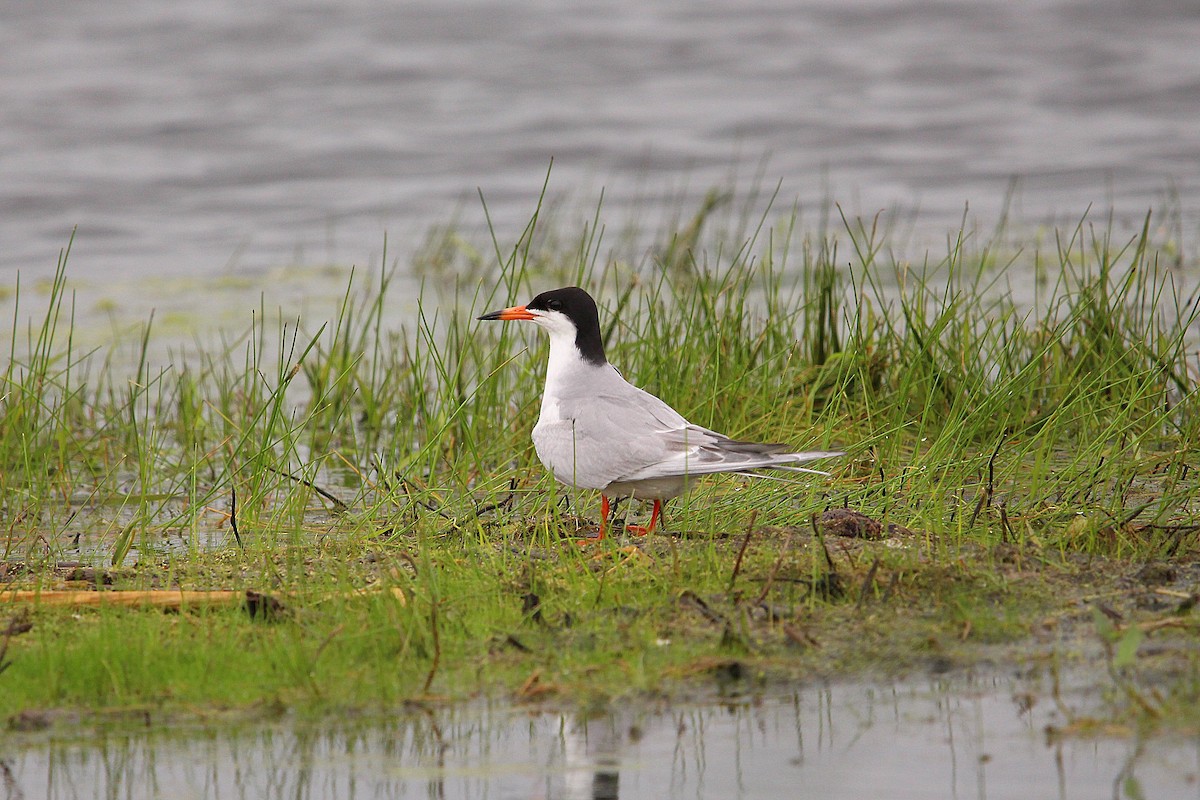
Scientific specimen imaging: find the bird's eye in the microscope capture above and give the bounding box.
[547,299,562,311]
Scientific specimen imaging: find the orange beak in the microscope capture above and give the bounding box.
[477,304,535,321]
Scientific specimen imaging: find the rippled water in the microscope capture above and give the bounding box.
[3,674,1194,800]
[2,0,1198,281]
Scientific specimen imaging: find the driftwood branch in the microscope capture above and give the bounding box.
[0,586,406,612]
[1,589,251,609]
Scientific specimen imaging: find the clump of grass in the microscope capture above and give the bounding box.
[0,190,1198,724]
[809,210,1200,557]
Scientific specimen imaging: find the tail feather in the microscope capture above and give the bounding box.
[766,464,834,476]
[715,438,793,455]
[733,467,830,483]
[774,450,844,464]
[618,449,843,482]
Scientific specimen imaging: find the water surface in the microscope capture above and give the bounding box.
[2,0,1198,281]
[3,674,1195,799]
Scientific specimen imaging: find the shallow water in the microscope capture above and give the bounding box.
[3,674,1195,799]
[2,0,1198,283]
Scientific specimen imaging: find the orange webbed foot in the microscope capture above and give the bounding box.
[625,499,662,536]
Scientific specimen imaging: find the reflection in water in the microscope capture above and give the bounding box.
[3,674,1196,800]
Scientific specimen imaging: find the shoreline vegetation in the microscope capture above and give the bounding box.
[1,193,1198,736]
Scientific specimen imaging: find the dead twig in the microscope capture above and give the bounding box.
[753,533,794,606]
[1137,617,1195,634]
[521,591,545,625]
[969,437,1005,529]
[504,634,533,653]
[0,611,33,676]
[679,590,726,626]
[1,589,251,608]
[473,478,518,518]
[998,500,1014,543]
[782,623,820,649]
[268,466,348,513]
[422,601,442,695]
[727,511,757,594]
[808,513,844,601]
[229,485,243,548]
[0,587,398,618]
[311,624,345,665]
[400,478,453,520]
[856,556,880,610]
[880,571,900,605]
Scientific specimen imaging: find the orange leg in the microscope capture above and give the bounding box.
[576,495,612,546]
[599,495,611,539]
[625,499,662,536]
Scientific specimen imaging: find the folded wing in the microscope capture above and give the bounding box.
[553,380,841,485]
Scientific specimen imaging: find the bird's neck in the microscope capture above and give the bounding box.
[543,336,607,398]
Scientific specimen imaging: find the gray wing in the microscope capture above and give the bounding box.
[615,425,842,481]
[544,376,839,486]
[538,382,692,489]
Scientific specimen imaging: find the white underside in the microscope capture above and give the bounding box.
[602,475,689,502]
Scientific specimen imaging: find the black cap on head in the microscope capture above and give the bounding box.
[528,287,607,365]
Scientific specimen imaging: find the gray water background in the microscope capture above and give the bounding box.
[2,0,1199,283]
[4,675,1196,800]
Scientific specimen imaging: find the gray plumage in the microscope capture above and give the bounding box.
[531,350,839,501]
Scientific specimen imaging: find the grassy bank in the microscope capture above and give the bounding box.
[1,197,1199,733]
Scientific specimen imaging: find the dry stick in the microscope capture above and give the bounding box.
[811,512,836,572]
[880,572,900,605]
[0,611,32,676]
[727,511,758,593]
[1165,523,1200,558]
[373,458,450,521]
[268,466,348,513]
[986,437,1002,503]
[397,550,420,577]
[1137,617,1195,634]
[505,634,533,653]
[1,590,249,608]
[0,586,407,611]
[1147,523,1200,534]
[856,556,881,610]
[473,478,517,518]
[0,759,19,798]
[967,491,987,529]
[809,512,843,600]
[311,624,345,664]
[422,601,441,695]
[517,669,543,697]
[1080,456,1106,504]
[782,623,820,649]
[679,590,726,626]
[1116,499,1156,528]
[229,485,243,548]
[753,533,793,606]
[871,447,886,497]
[999,501,1013,544]
[400,478,453,520]
[969,437,1005,528]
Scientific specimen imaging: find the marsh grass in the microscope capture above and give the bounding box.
[1,193,1198,724]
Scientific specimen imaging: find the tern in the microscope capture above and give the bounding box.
[478,287,842,538]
